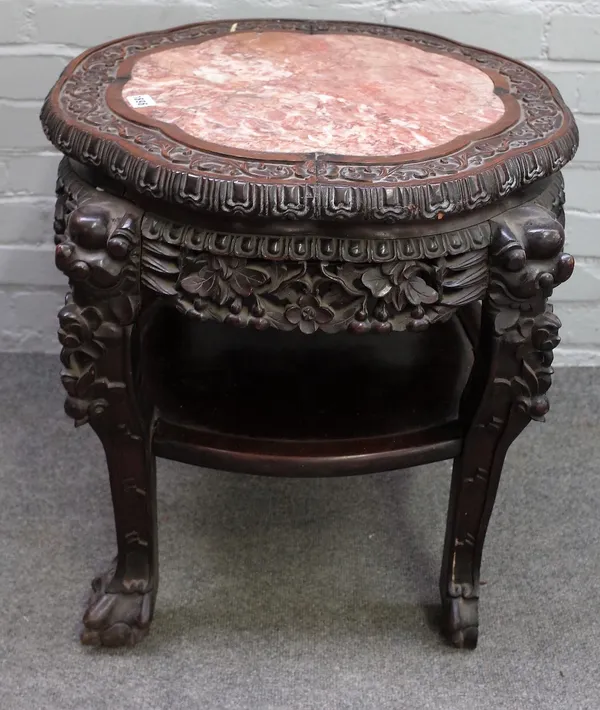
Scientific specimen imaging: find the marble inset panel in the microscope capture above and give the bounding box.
[121,31,506,157]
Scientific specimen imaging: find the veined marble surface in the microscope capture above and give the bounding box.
[121,31,506,157]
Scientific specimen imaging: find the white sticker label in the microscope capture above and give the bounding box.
[126,94,156,108]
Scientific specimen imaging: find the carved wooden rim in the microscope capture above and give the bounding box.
[60,158,565,261]
[41,19,578,222]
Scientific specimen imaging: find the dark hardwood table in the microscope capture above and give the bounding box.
[40,19,578,649]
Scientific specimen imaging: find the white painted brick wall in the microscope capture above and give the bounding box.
[0,0,599,363]
[0,55,69,100]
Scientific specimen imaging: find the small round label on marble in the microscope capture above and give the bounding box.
[120,31,507,157]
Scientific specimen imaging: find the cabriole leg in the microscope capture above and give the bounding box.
[55,187,158,648]
[440,204,574,648]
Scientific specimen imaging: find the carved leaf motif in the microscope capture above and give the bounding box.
[214,282,232,307]
[263,308,293,331]
[501,316,532,345]
[444,250,486,270]
[537,366,554,394]
[75,362,96,397]
[267,263,305,292]
[318,263,364,297]
[141,272,179,297]
[78,341,105,362]
[361,267,392,297]
[535,328,560,352]
[274,281,305,304]
[444,262,488,288]
[216,257,235,279]
[382,261,404,279]
[229,267,269,297]
[494,309,521,334]
[532,311,562,351]
[142,253,180,274]
[433,262,447,283]
[521,359,540,394]
[323,302,366,333]
[143,239,181,260]
[61,373,78,397]
[391,289,407,312]
[442,282,487,307]
[180,269,217,296]
[80,306,102,332]
[405,277,439,305]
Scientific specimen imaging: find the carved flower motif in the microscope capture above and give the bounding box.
[509,371,551,423]
[58,301,98,350]
[58,294,134,426]
[284,295,334,334]
[497,309,561,424]
[503,311,562,350]
[532,312,562,351]
[58,296,131,352]
[180,256,269,305]
[360,261,439,311]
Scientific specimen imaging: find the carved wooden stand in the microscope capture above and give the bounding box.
[41,19,578,649]
[51,160,573,649]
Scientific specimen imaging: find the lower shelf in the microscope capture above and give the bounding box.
[143,310,475,476]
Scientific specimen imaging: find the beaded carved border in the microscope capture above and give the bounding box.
[57,159,565,266]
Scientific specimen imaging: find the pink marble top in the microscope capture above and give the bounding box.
[120,31,506,157]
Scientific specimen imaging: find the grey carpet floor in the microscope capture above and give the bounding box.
[0,354,599,710]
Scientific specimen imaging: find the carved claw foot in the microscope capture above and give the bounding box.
[81,567,154,647]
[443,596,479,649]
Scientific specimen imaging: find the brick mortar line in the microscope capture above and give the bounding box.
[540,5,551,59]
[530,60,600,71]
[0,194,59,199]
[564,163,600,169]
[565,214,600,222]
[0,152,60,160]
[566,209,600,216]
[0,98,43,108]
[0,44,84,56]
[554,300,600,306]
[0,244,56,250]
[0,196,56,204]
[0,286,65,293]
